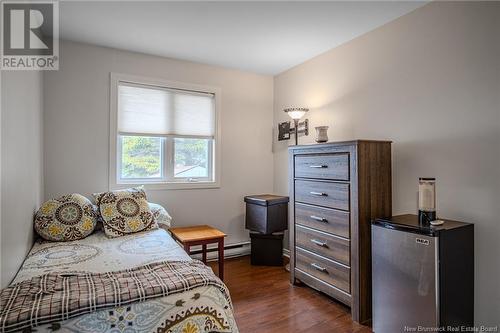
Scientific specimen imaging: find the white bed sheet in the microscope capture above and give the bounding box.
[13,228,190,284]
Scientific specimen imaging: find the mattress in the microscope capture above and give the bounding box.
[9,229,238,333]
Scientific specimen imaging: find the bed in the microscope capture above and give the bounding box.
[1,228,238,333]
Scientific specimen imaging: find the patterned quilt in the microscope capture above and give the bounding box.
[3,229,238,333]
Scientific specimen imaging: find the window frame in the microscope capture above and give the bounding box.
[109,73,221,190]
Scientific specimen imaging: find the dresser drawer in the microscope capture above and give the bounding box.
[296,247,350,293]
[294,269,352,306]
[296,225,350,265]
[295,203,350,238]
[295,154,349,181]
[295,180,350,211]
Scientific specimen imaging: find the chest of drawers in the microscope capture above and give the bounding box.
[288,140,392,324]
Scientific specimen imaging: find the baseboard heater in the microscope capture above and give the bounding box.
[187,242,290,262]
[188,241,251,262]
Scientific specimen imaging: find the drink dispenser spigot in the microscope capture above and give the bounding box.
[418,177,436,225]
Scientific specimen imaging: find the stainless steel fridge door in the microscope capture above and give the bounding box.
[372,225,439,333]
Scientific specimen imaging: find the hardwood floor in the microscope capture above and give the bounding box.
[209,256,372,333]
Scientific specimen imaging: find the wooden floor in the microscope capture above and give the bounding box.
[209,256,372,333]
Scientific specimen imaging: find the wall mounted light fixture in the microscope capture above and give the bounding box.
[278,107,309,145]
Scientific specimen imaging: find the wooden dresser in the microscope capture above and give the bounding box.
[288,140,391,323]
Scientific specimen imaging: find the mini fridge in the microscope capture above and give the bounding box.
[372,215,473,333]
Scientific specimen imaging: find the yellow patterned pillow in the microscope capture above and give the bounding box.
[92,186,158,238]
[34,194,97,241]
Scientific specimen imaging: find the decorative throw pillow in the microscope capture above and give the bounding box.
[93,186,158,238]
[149,202,172,228]
[34,194,97,241]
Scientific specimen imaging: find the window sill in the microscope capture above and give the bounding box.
[110,181,220,191]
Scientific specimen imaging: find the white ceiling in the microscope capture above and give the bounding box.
[60,1,425,75]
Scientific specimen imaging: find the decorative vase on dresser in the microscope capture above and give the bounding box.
[288,140,392,324]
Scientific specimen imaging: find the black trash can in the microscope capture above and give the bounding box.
[244,194,289,266]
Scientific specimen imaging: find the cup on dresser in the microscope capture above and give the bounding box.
[315,126,329,143]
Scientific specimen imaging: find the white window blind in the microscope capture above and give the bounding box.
[118,83,216,137]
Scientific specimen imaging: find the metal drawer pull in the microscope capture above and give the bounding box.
[309,165,328,168]
[311,239,327,247]
[310,191,328,197]
[311,263,327,273]
[310,215,328,223]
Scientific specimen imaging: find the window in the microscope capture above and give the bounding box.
[120,136,162,179]
[110,74,220,189]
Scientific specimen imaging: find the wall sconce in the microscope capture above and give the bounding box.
[278,107,309,145]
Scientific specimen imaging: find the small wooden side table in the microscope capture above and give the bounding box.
[169,225,227,280]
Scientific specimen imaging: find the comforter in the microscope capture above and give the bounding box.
[1,229,238,333]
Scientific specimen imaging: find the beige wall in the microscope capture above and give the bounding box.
[1,71,44,287]
[273,2,500,324]
[44,41,274,247]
